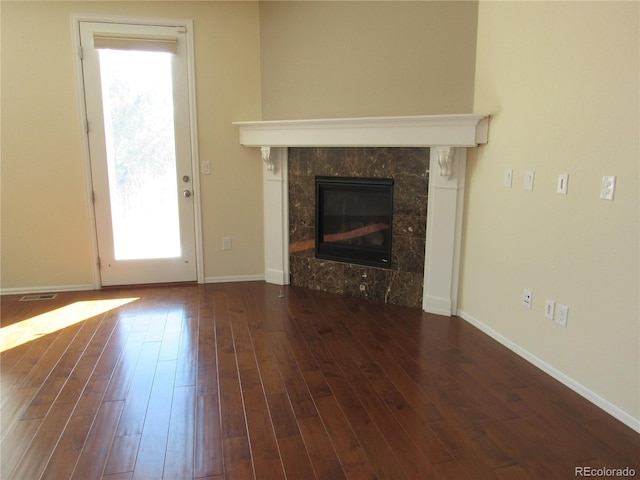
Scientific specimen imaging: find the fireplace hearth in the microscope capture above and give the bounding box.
[289,148,428,308]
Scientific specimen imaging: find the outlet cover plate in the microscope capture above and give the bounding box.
[600,176,616,200]
[556,304,569,327]
[523,289,532,309]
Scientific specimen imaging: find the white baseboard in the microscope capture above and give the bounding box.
[264,268,289,286]
[422,295,453,316]
[0,277,268,295]
[0,284,96,296]
[457,309,640,433]
[204,274,265,284]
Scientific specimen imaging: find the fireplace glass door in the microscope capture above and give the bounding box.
[315,176,393,268]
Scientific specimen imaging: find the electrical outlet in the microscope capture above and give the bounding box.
[556,304,569,327]
[523,289,532,309]
[545,300,555,320]
[600,176,616,200]
[222,236,232,250]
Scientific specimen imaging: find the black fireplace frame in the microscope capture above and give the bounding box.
[315,176,394,269]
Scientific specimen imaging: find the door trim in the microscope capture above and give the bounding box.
[71,14,204,287]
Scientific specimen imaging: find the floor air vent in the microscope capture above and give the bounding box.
[19,293,58,301]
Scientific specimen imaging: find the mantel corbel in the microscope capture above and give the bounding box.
[435,146,454,178]
[261,146,275,172]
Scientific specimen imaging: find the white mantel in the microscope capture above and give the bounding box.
[233,114,489,316]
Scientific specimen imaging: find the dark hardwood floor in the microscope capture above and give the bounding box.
[1,282,638,479]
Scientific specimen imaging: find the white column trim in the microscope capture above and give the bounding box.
[423,147,466,315]
[263,147,290,285]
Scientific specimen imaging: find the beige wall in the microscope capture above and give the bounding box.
[259,1,478,119]
[2,0,638,426]
[462,1,639,421]
[1,1,263,289]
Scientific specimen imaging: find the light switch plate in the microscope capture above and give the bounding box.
[524,171,535,191]
[557,174,569,194]
[504,169,513,188]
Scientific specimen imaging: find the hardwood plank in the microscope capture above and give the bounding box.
[196,303,217,395]
[325,375,410,480]
[164,385,196,480]
[494,464,539,480]
[431,460,475,480]
[144,309,168,343]
[114,341,161,437]
[20,376,67,419]
[194,393,224,478]
[296,415,348,480]
[314,301,453,465]
[102,331,146,402]
[226,287,260,372]
[18,317,85,389]
[0,417,41,478]
[325,338,439,479]
[424,418,503,480]
[264,394,317,479]
[4,334,59,381]
[73,378,109,417]
[9,401,76,479]
[222,436,254,480]
[213,292,249,439]
[175,314,198,387]
[158,309,184,361]
[0,386,38,443]
[311,393,380,480]
[238,367,286,480]
[268,331,319,419]
[71,400,125,479]
[132,359,176,479]
[104,434,140,476]
[103,473,134,480]
[91,319,139,383]
[40,414,95,480]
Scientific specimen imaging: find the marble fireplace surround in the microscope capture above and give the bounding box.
[234,114,489,316]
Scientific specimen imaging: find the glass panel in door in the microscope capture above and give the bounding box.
[98,49,181,260]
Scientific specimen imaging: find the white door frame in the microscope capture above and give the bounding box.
[71,14,204,287]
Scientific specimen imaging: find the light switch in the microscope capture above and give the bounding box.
[201,161,211,175]
[557,174,569,194]
[504,169,513,188]
[524,171,535,191]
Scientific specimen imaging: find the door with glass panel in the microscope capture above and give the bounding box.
[79,21,197,286]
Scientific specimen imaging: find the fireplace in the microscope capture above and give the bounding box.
[233,114,490,315]
[316,176,394,268]
[288,148,428,307]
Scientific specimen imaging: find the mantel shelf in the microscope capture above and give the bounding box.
[233,114,489,148]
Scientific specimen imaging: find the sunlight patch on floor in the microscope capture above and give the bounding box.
[0,298,138,352]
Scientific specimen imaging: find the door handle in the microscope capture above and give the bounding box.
[183,190,191,198]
